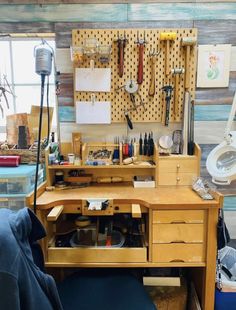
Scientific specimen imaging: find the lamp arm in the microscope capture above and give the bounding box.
[224,92,236,144]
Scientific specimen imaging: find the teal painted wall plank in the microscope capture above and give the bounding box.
[58,106,75,122]
[195,4,236,20]
[128,3,236,21]
[0,4,127,22]
[224,196,236,211]
[0,3,235,22]
[128,4,195,21]
[194,104,236,121]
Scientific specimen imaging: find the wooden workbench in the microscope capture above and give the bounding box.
[31,185,223,310]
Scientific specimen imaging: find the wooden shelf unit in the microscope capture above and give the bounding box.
[45,142,200,188]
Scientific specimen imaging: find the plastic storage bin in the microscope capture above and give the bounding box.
[0,195,26,211]
[0,165,44,196]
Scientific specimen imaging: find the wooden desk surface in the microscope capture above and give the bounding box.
[35,185,222,210]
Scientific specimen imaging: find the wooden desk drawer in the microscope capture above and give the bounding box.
[153,210,205,224]
[158,172,197,185]
[48,247,147,263]
[159,158,198,173]
[152,244,205,263]
[152,223,204,243]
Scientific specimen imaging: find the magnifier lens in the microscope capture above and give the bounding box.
[216,151,236,172]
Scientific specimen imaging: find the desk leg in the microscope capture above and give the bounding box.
[203,208,218,310]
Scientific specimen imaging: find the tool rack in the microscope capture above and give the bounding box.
[72,28,197,124]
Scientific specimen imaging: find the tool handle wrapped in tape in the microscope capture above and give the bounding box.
[0,155,21,167]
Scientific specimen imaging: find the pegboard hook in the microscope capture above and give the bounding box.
[91,93,96,105]
[90,59,95,70]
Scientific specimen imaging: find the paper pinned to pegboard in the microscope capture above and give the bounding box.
[76,101,111,124]
[75,68,111,92]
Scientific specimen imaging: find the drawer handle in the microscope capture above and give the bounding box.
[171,240,185,243]
[176,177,180,182]
[170,259,185,263]
[170,220,186,224]
[176,164,180,169]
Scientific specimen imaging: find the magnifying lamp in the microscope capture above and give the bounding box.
[206,92,236,185]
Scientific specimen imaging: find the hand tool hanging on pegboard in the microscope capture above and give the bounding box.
[135,31,147,85]
[116,77,146,130]
[171,68,185,119]
[148,47,160,97]
[181,37,197,90]
[162,85,173,126]
[160,32,177,76]
[115,31,128,78]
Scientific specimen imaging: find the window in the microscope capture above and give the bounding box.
[0,36,56,141]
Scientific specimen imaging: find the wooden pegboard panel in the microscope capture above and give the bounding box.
[72,28,197,123]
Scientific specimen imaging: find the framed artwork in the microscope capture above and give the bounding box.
[197,44,231,88]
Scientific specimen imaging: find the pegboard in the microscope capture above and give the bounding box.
[72,28,197,124]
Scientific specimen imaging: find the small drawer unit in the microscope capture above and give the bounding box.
[152,210,206,263]
[157,146,200,186]
[0,165,44,195]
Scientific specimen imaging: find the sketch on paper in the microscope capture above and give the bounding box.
[197,44,231,88]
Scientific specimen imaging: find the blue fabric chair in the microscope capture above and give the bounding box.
[57,269,157,310]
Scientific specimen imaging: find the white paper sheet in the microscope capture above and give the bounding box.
[75,68,111,92]
[76,101,111,124]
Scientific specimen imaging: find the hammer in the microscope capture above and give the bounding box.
[171,68,185,117]
[181,37,197,90]
[115,31,128,78]
[135,31,147,85]
[160,32,177,76]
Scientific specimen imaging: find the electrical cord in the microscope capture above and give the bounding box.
[33,74,46,214]
[46,74,50,145]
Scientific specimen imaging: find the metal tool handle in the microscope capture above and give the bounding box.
[137,44,144,84]
[165,97,171,126]
[149,57,155,96]
[118,41,125,78]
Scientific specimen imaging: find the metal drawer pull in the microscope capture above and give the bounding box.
[170,259,185,263]
[176,164,180,169]
[171,240,185,243]
[176,177,180,182]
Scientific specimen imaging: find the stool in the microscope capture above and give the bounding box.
[57,269,157,310]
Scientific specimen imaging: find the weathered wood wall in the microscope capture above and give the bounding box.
[0,2,236,233]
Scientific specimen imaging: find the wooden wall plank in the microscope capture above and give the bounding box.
[194,3,236,20]
[196,72,236,105]
[0,22,54,33]
[128,3,195,21]
[128,3,236,21]
[195,20,236,44]
[57,73,73,107]
[195,121,229,144]
[58,106,76,122]
[195,105,236,121]
[55,21,194,48]
[56,48,73,73]
[3,1,236,3]
[224,196,236,210]
[0,4,127,22]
